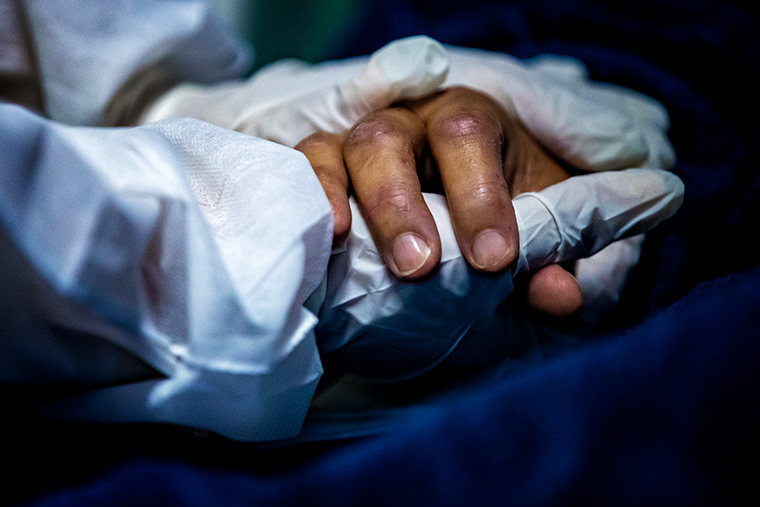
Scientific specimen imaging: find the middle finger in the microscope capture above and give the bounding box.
[409,87,518,273]
[343,107,442,280]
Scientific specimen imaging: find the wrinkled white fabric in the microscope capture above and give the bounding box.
[20,0,252,125]
[315,169,684,380]
[0,99,683,438]
[0,104,331,441]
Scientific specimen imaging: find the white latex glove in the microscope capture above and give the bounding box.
[0,104,331,442]
[443,47,674,172]
[315,168,684,381]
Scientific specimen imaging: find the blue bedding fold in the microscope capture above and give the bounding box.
[9,1,760,505]
[26,266,760,506]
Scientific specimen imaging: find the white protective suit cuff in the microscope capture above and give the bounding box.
[0,104,331,441]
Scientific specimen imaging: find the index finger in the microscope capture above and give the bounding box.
[295,132,352,246]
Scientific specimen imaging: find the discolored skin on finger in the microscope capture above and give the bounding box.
[502,121,573,196]
[295,132,352,246]
[499,120,582,319]
[343,108,442,280]
[494,111,582,318]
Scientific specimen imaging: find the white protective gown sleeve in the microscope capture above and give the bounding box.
[20,0,252,125]
[0,104,332,442]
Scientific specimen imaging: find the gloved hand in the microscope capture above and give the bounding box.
[314,168,684,381]
[444,47,674,173]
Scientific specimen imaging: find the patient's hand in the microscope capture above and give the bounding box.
[297,87,583,318]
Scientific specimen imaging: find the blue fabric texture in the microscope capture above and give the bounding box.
[7,1,760,505]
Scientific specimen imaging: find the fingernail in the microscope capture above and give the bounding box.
[472,229,510,269]
[391,233,431,276]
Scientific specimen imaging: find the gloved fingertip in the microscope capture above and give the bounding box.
[513,168,684,273]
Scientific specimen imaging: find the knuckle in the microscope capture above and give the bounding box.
[361,187,418,219]
[295,131,340,153]
[346,115,408,153]
[432,108,501,143]
[454,178,510,207]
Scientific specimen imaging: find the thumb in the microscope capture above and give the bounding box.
[236,36,450,146]
[513,168,684,274]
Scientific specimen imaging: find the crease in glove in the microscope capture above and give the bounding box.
[234,35,449,145]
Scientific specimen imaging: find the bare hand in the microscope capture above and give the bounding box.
[297,87,583,318]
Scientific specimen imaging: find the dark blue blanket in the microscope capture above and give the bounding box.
[20,268,760,506]
[9,1,760,505]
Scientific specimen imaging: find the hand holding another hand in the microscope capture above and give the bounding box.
[297,85,586,317]
[142,36,678,323]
